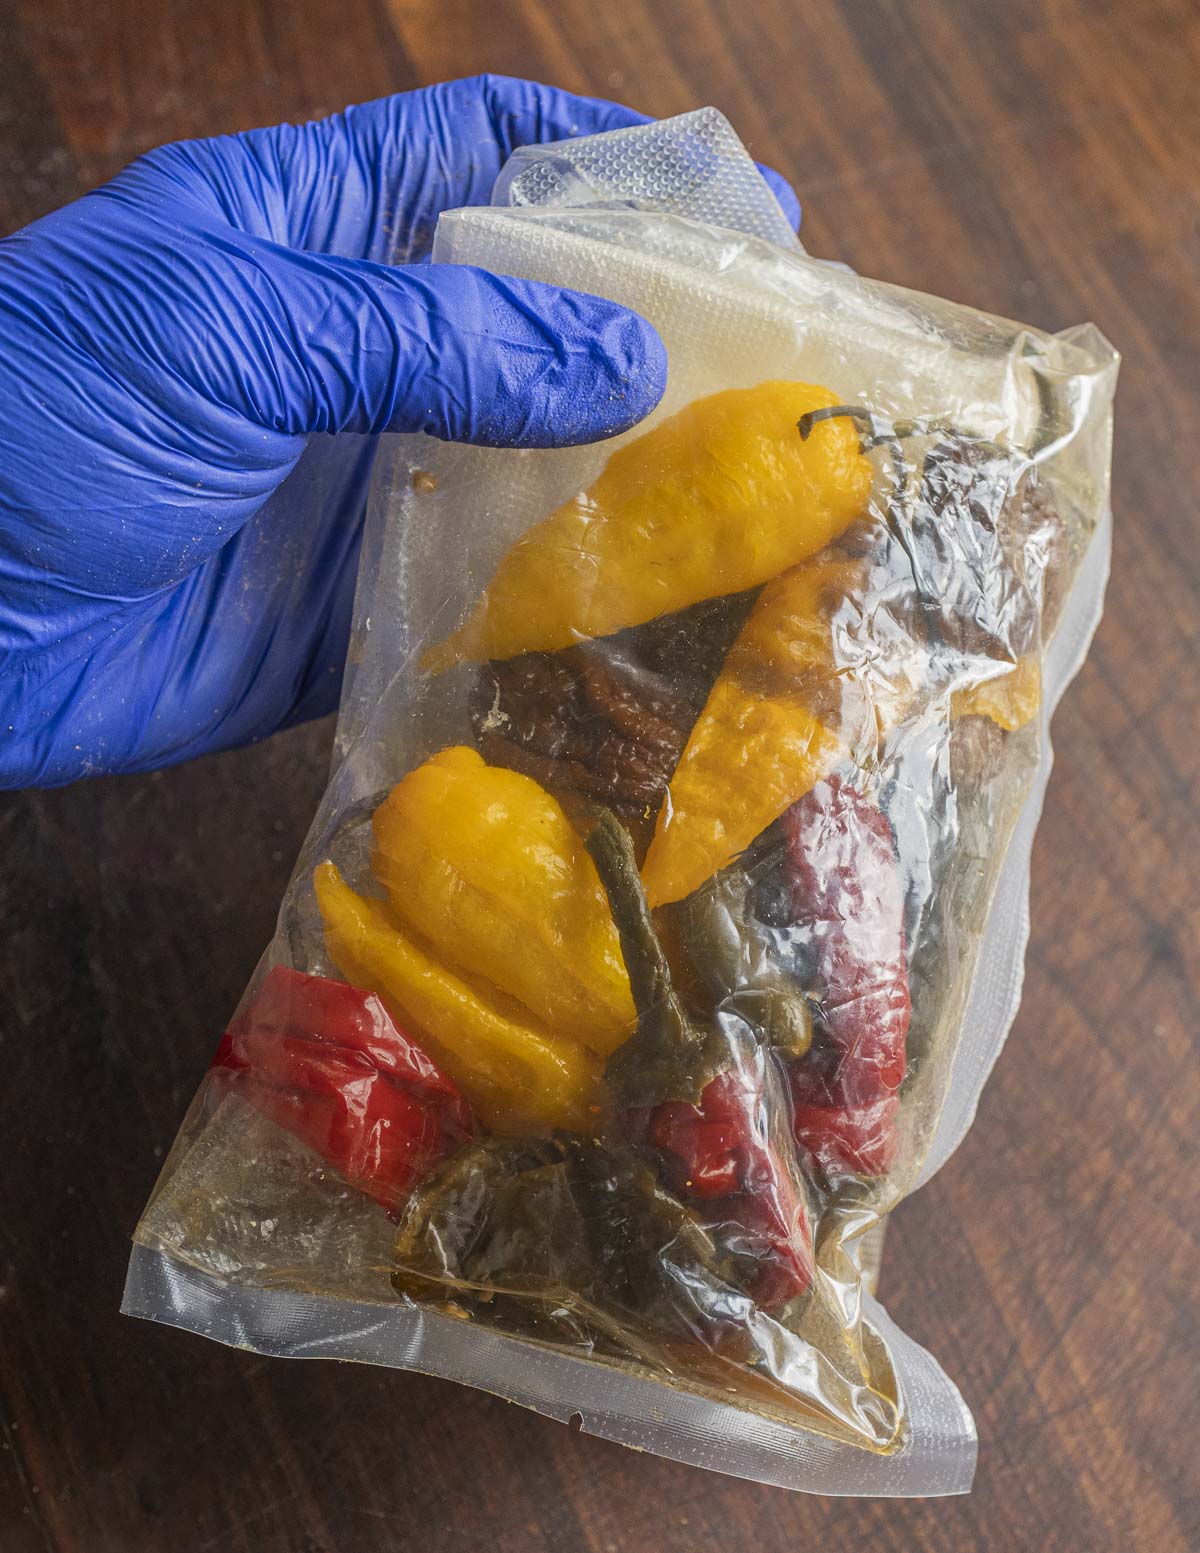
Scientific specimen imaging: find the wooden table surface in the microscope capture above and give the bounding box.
[2,0,1197,1548]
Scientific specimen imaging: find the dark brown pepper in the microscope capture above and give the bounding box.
[623,590,759,708]
[1016,471,1071,633]
[815,407,1069,650]
[472,647,693,816]
[470,591,757,818]
[914,435,1069,645]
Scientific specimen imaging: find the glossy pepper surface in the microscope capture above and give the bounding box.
[313,861,601,1134]
[424,381,873,670]
[791,1094,900,1179]
[641,555,866,907]
[648,1057,813,1307]
[371,746,634,1058]
[213,966,473,1210]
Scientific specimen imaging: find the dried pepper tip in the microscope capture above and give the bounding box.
[585,813,727,1107]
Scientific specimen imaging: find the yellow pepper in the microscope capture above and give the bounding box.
[641,556,872,907]
[313,861,601,1134]
[952,654,1041,732]
[423,381,873,670]
[371,747,635,1058]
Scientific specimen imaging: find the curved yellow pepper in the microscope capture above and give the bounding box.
[952,654,1041,731]
[313,861,601,1134]
[423,381,873,670]
[371,747,635,1058]
[641,556,871,907]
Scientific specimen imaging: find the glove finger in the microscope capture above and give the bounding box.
[238,246,667,446]
[124,77,650,262]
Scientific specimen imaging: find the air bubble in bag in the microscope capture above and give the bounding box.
[124,110,1118,1497]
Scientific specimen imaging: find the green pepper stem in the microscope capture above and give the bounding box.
[586,814,689,1045]
[586,813,726,1105]
[797,405,916,499]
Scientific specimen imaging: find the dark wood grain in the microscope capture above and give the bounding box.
[1,0,1197,1548]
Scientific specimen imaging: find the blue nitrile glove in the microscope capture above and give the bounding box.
[0,75,800,788]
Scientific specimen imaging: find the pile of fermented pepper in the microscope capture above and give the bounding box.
[215,379,1056,1367]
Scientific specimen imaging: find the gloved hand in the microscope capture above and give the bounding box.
[0,75,800,788]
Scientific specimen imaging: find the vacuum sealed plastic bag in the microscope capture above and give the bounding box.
[124,111,1118,1496]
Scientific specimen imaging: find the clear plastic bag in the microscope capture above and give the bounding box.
[124,110,1118,1496]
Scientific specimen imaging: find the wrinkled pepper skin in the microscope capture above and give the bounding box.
[648,1057,813,1308]
[781,779,910,1104]
[424,381,873,670]
[791,1094,900,1179]
[313,861,601,1135]
[372,747,635,1058]
[779,780,909,1176]
[641,556,865,907]
[213,966,473,1211]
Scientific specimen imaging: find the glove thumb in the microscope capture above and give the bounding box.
[226,243,668,448]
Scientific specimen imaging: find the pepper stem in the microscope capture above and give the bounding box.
[798,405,916,499]
[586,813,725,1105]
[586,814,689,1044]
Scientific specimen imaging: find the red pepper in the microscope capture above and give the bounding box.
[213,966,473,1211]
[780,778,909,1176]
[648,1056,812,1307]
[791,1093,900,1178]
[780,778,910,1104]
[649,1079,744,1200]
